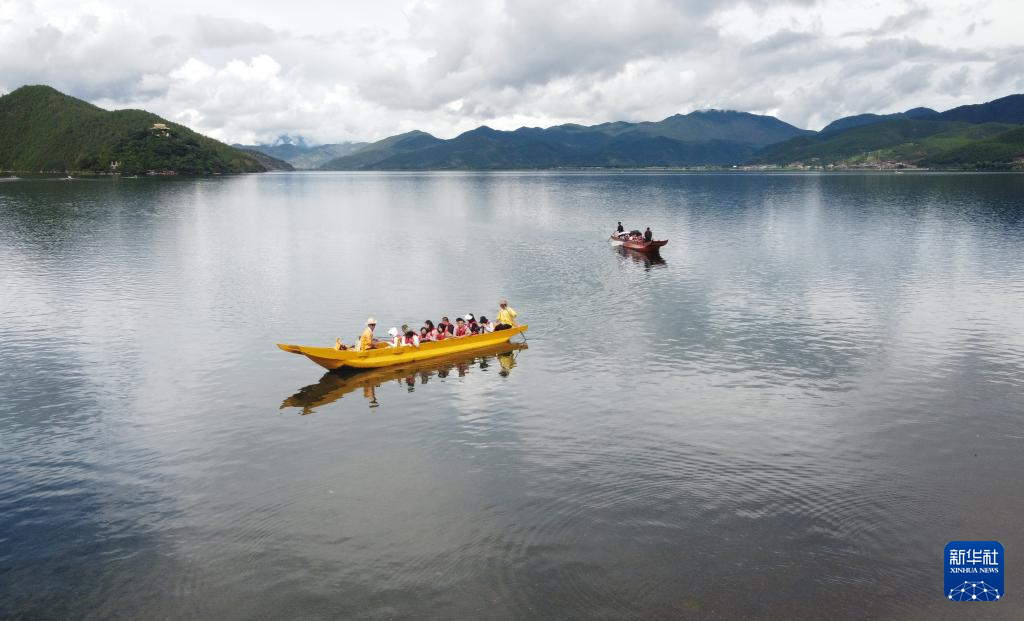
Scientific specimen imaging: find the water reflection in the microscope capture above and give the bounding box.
[281,343,527,413]
[615,245,667,269]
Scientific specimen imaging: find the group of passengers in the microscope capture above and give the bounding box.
[615,221,654,243]
[336,298,519,351]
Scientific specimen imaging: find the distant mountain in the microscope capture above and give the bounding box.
[820,107,937,135]
[937,94,1024,124]
[0,85,267,174]
[589,109,814,144]
[816,94,1024,137]
[319,131,444,170]
[237,148,294,171]
[754,93,1024,169]
[235,136,369,169]
[319,111,812,170]
[752,119,1022,168]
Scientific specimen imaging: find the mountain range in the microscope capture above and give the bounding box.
[302,94,1020,171]
[0,85,267,174]
[3,84,1023,173]
[317,111,813,170]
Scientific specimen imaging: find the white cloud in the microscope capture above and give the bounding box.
[0,0,181,99]
[1,0,1022,143]
[192,15,277,48]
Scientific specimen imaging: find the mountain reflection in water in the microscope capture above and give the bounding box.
[281,342,527,413]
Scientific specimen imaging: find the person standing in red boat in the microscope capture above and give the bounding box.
[644,227,653,243]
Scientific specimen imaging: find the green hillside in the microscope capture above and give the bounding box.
[919,127,1024,170]
[0,85,266,174]
[752,119,1022,168]
[237,148,295,171]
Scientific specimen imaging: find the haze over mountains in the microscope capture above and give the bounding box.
[233,136,367,170]
[3,85,1023,173]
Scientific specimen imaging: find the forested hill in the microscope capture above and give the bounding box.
[0,85,267,174]
[819,107,938,135]
[753,94,1024,169]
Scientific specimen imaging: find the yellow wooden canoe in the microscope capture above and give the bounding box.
[281,342,528,413]
[277,324,528,370]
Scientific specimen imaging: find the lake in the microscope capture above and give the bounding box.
[1,172,1022,619]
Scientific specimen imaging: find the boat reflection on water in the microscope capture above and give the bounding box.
[281,342,528,413]
[615,246,667,269]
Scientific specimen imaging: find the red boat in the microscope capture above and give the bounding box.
[610,232,668,253]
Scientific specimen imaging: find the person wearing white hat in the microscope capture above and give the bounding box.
[387,327,401,348]
[357,317,377,351]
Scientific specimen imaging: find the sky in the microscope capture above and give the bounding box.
[1,0,1022,144]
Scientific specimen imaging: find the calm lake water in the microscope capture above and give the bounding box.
[1,172,1023,619]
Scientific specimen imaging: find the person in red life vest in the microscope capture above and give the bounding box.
[403,328,420,347]
[439,316,451,334]
[465,313,479,333]
[454,316,469,337]
[420,326,430,343]
[423,320,438,341]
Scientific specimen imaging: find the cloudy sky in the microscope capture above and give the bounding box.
[1,0,1021,144]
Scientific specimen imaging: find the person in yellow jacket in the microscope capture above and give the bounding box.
[358,317,377,351]
[495,298,518,331]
